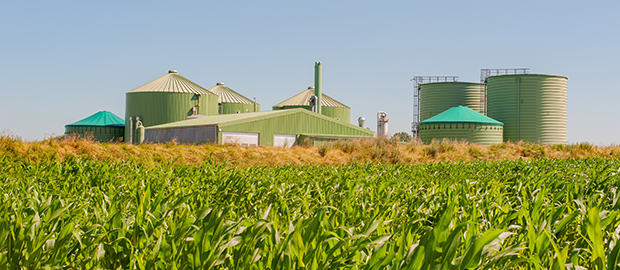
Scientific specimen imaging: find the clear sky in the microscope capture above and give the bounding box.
[1,1,618,145]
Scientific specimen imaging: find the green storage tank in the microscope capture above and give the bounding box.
[272,87,351,123]
[65,111,125,142]
[125,70,218,142]
[486,74,567,144]
[207,82,260,114]
[419,82,484,121]
[419,106,503,146]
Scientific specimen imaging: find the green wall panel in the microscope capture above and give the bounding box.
[65,126,125,142]
[486,74,567,144]
[220,103,260,114]
[419,82,484,121]
[125,92,218,142]
[220,112,372,146]
[419,123,503,146]
[273,105,350,123]
[203,94,219,116]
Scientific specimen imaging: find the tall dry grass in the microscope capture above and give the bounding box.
[1,133,619,168]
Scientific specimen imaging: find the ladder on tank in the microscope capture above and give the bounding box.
[410,76,458,139]
[479,68,530,115]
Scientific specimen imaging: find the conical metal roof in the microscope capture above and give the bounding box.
[420,106,503,125]
[207,82,256,105]
[127,70,215,95]
[66,111,125,127]
[273,87,349,108]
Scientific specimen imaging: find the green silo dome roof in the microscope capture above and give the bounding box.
[66,111,125,127]
[274,87,349,108]
[420,106,503,126]
[207,82,256,105]
[127,70,215,95]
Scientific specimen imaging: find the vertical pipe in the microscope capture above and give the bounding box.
[129,117,135,144]
[254,97,257,112]
[314,62,322,114]
[517,78,520,141]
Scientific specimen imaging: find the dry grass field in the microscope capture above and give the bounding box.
[1,133,618,167]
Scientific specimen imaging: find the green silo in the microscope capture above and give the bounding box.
[486,74,567,144]
[207,82,260,114]
[419,82,484,121]
[125,70,218,142]
[419,106,503,146]
[65,111,125,142]
[272,87,351,122]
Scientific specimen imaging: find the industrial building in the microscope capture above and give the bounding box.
[145,108,373,147]
[413,69,567,145]
[65,111,125,142]
[207,82,260,114]
[125,62,374,145]
[64,64,566,147]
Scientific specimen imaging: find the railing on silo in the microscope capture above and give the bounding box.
[479,68,530,116]
[410,76,458,139]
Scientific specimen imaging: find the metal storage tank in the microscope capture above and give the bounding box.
[65,111,125,142]
[207,82,260,114]
[419,82,484,121]
[486,74,567,144]
[125,70,218,142]
[272,87,350,122]
[419,106,503,146]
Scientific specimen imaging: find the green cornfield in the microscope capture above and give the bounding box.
[1,155,620,269]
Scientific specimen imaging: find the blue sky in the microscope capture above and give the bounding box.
[1,1,618,144]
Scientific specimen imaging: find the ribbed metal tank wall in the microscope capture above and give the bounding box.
[419,123,503,146]
[321,106,350,122]
[65,126,125,142]
[419,82,484,121]
[486,74,567,144]
[125,92,218,141]
[220,103,260,114]
[273,105,350,122]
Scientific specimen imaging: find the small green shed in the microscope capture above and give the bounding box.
[65,111,125,142]
[144,108,373,147]
[419,106,503,146]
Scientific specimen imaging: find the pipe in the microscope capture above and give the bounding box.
[129,117,135,144]
[517,78,520,141]
[254,97,257,112]
[314,62,322,114]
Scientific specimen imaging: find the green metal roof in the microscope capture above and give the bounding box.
[484,73,568,82]
[127,70,215,95]
[146,108,370,133]
[207,83,257,104]
[273,87,349,108]
[420,106,503,126]
[66,111,125,127]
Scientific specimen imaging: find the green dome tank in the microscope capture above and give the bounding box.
[486,74,567,144]
[125,70,218,142]
[419,106,503,146]
[273,87,350,122]
[207,82,260,114]
[419,82,484,121]
[65,111,125,142]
